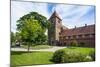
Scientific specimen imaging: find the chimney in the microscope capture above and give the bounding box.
[75,26,76,29]
[85,24,87,27]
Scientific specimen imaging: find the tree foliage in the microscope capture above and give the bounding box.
[70,40,78,47]
[16,12,49,51]
[11,32,16,46]
[17,12,49,31]
[20,19,43,43]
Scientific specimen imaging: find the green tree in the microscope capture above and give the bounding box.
[15,32,22,46]
[16,12,50,51]
[11,32,16,46]
[20,19,44,51]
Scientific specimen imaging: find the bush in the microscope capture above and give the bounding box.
[64,51,86,63]
[52,50,66,63]
[83,55,92,62]
[70,40,78,47]
[89,50,95,61]
[52,50,93,63]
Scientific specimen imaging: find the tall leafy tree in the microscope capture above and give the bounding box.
[19,19,45,51]
[16,12,50,51]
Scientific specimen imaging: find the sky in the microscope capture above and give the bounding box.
[11,0,95,32]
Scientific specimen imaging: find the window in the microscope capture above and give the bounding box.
[85,34,89,38]
[82,35,85,38]
[76,35,79,38]
[70,36,73,39]
[78,35,82,38]
[63,36,66,40]
[66,36,69,39]
[90,34,95,38]
[73,35,76,39]
[90,34,92,37]
[68,36,71,39]
[58,20,61,23]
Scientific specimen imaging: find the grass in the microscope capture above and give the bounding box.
[61,47,95,55]
[11,47,95,66]
[11,51,53,67]
[21,45,53,49]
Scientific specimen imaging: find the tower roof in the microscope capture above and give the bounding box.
[49,11,61,20]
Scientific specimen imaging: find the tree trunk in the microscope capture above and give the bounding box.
[27,43,30,52]
[27,42,32,52]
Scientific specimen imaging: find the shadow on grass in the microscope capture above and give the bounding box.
[67,47,76,49]
[49,58,59,64]
[11,51,33,55]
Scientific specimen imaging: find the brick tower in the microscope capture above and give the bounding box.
[48,11,62,46]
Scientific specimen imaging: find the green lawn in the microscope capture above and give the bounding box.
[21,45,53,49]
[11,51,53,67]
[11,47,95,66]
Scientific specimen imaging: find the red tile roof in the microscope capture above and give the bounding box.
[60,24,95,36]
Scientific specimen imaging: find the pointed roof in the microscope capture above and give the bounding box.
[49,11,62,20]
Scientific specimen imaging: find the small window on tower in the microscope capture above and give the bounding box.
[58,20,60,23]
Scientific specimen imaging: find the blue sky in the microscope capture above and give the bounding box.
[11,1,95,32]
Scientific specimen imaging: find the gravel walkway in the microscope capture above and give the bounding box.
[11,46,66,52]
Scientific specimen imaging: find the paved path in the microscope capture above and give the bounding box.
[11,46,66,52]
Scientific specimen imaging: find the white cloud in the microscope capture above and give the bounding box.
[51,4,95,28]
[11,1,49,32]
[11,1,95,32]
